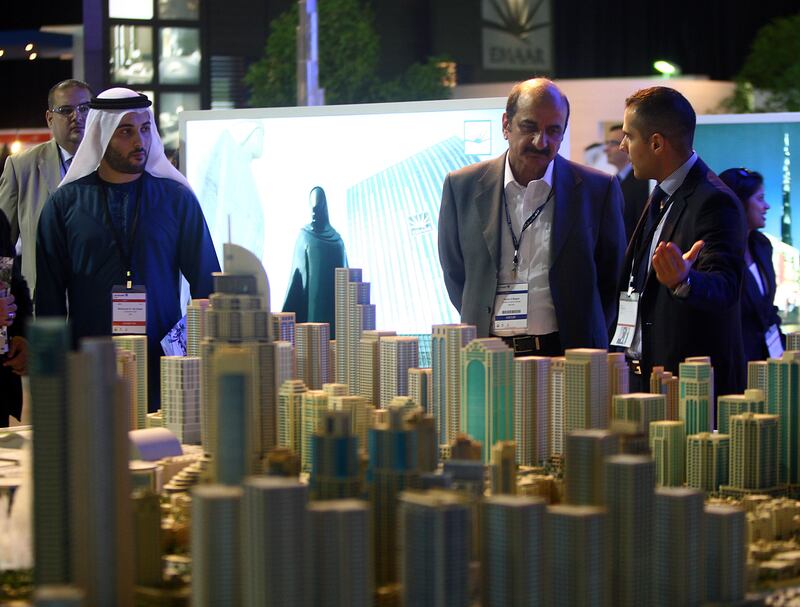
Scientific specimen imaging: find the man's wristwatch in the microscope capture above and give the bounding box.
[672,275,691,298]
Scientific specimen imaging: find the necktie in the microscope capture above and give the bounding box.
[631,185,668,292]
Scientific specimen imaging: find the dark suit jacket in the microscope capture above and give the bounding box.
[742,231,783,362]
[438,153,626,348]
[620,168,650,243]
[620,157,746,397]
[0,209,32,422]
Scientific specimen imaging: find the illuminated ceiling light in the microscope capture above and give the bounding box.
[653,60,680,77]
[0,49,5,58]
[24,43,34,52]
[29,52,38,61]
[10,141,22,155]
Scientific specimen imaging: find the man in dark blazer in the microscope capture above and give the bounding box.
[0,79,92,295]
[438,78,626,356]
[615,86,745,397]
[605,123,650,242]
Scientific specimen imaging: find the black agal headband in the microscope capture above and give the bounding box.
[89,94,152,110]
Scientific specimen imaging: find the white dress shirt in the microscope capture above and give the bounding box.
[492,153,558,336]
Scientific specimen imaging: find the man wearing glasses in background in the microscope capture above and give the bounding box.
[605,123,651,242]
[0,79,93,295]
[438,78,626,357]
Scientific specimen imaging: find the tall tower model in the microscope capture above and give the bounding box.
[398,490,471,607]
[679,360,713,435]
[725,412,779,492]
[686,432,730,493]
[513,356,550,466]
[549,356,566,456]
[295,323,330,390]
[545,505,608,606]
[717,389,765,434]
[649,420,686,487]
[652,487,704,607]
[308,500,372,607]
[186,298,210,358]
[201,243,275,473]
[704,504,746,604]
[241,477,309,607]
[191,485,242,607]
[379,336,419,407]
[367,404,420,588]
[277,379,307,456]
[407,367,432,412]
[29,320,72,585]
[68,338,134,607]
[747,360,768,393]
[605,454,655,607]
[612,392,666,434]
[563,429,617,506]
[273,341,295,395]
[431,324,477,444]
[607,352,629,405]
[301,390,330,472]
[481,495,545,607]
[334,268,376,392]
[461,338,514,464]
[564,348,609,434]
[309,410,361,499]
[160,356,201,444]
[329,394,373,452]
[356,330,396,406]
[766,350,800,484]
[650,366,679,420]
[112,335,148,429]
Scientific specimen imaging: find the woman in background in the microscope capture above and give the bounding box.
[719,168,784,362]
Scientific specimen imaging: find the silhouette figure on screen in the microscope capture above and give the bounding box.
[283,187,347,338]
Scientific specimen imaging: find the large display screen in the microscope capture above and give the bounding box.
[695,113,800,330]
[181,99,571,334]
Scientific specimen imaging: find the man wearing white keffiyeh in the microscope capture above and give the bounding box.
[35,87,220,410]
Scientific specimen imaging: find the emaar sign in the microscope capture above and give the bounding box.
[482,0,553,72]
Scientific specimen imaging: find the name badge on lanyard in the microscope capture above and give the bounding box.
[112,285,147,334]
[611,291,639,348]
[494,282,528,331]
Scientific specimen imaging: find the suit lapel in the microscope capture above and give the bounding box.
[475,154,505,271]
[40,140,62,196]
[551,155,579,264]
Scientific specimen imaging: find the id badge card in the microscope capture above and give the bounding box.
[611,291,639,348]
[766,324,784,359]
[493,282,528,332]
[112,285,147,335]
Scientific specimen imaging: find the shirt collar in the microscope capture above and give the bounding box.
[658,151,697,197]
[504,151,554,191]
[58,144,74,163]
[617,162,633,181]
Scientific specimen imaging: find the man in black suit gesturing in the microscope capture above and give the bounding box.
[605,123,650,242]
[613,86,746,397]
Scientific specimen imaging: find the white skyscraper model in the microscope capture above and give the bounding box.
[295,322,330,390]
[335,268,376,393]
[301,390,330,472]
[69,338,134,606]
[309,500,372,607]
[187,298,210,358]
[514,356,550,466]
[564,348,609,434]
[271,311,296,345]
[549,356,566,456]
[357,329,396,406]
[201,243,275,474]
[407,367,432,412]
[379,336,419,407]
[191,485,242,607]
[431,324,477,444]
[112,335,148,429]
[329,394,373,451]
[242,477,309,607]
[273,340,295,395]
[277,379,308,455]
[161,356,202,444]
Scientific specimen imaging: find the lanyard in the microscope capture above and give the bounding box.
[503,186,555,272]
[100,179,143,289]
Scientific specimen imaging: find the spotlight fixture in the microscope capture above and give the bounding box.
[0,49,4,58]
[24,43,34,52]
[10,141,22,155]
[653,60,680,77]
[29,52,38,60]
